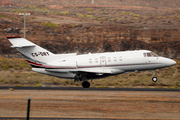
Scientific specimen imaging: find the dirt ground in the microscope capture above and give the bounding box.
[0,90,180,119]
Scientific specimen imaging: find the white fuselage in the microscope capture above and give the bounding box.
[32,50,176,80]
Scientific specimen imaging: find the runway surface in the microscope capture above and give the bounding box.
[0,87,180,120]
[0,117,134,120]
[0,117,131,120]
[0,86,179,91]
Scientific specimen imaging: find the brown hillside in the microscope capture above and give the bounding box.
[0,0,180,8]
[0,1,180,59]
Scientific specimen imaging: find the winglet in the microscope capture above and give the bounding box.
[6,36,21,39]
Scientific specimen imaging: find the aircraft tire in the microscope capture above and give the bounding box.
[152,77,158,82]
[82,81,90,88]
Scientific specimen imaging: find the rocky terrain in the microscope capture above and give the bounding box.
[1,0,180,8]
[0,1,180,59]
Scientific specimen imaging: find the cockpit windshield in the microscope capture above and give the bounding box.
[151,52,159,57]
[143,52,159,57]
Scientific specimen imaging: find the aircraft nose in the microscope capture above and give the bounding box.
[166,59,176,66]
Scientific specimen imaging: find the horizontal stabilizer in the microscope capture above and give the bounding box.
[11,44,35,48]
[7,36,36,47]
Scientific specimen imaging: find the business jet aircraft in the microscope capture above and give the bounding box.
[7,36,176,88]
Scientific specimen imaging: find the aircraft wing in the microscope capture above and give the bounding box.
[45,68,124,74]
[45,68,78,73]
[77,68,124,74]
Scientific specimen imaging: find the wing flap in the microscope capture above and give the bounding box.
[45,67,124,74]
[78,68,113,74]
[45,68,78,73]
[78,68,124,74]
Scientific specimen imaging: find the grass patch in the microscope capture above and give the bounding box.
[77,14,85,17]
[86,15,93,19]
[59,11,70,15]
[29,5,35,10]
[86,8,92,11]
[0,57,31,71]
[35,83,43,87]
[134,17,139,20]
[41,21,60,28]
[0,14,7,18]
[95,17,101,21]
[10,17,14,20]
[122,11,129,15]
[100,11,108,14]
[15,84,23,87]
[39,6,48,11]
[12,8,26,13]
[102,17,107,21]
[34,7,51,14]
[109,18,117,21]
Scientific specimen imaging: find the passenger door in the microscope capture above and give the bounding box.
[100,56,106,67]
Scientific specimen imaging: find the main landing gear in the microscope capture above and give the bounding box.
[152,70,158,82]
[74,74,91,88]
[82,81,90,88]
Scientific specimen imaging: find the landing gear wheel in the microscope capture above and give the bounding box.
[82,81,90,88]
[152,77,158,82]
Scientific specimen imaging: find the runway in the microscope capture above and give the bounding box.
[0,117,130,120]
[0,87,180,119]
[0,86,179,92]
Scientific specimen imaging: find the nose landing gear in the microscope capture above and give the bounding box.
[152,77,158,82]
[152,70,158,82]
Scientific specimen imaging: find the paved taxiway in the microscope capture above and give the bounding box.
[0,86,180,91]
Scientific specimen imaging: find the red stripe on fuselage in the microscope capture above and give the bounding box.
[44,65,76,69]
[43,63,157,69]
[26,60,43,67]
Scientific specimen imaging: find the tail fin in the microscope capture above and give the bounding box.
[7,36,57,68]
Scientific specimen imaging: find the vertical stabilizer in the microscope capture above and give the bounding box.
[7,36,57,67]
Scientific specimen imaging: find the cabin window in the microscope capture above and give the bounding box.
[147,53,151,57]
[114,57,117,61]
[95,58,98,63]
[119,56,122,61]
[108,57,111,62]
[144,53,151,57]
[143,53,147,57]
[89,59,92,63]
